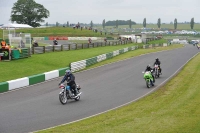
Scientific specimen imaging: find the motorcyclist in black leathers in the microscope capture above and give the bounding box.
[153,58,162,74]
[59,70,79,97]
[53,39,58,45]
[145,64,155,83]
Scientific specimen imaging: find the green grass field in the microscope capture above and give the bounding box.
[147,39,168,44]
[35,44,200,133]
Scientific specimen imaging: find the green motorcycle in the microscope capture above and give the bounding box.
[143,71,154,88]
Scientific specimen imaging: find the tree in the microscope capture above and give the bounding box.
[157,18,161,29]
[102,19,105,29]
[129,19,132,28]
[46,22,48,27]
[90,21,93,28]
[56,22,59,27]
[10,0,50,27]
[190,18,194,30]
[116,20,118,28]
[174,18,177,29]
[67,21,69,27]
[105,20,136,26]
[143,18,146,28]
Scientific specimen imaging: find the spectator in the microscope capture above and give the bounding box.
[5,43,12,59]
[1,39,7,49]
[53,39,58,45]
[88,38,92,44]
[104,38,107,43]
[33,40,39,47]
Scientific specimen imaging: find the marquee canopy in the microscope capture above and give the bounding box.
[1,23,33,28]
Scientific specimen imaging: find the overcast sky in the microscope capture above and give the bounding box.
[0,0,199,25]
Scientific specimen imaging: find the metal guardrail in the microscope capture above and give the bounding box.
[31,40,132,54]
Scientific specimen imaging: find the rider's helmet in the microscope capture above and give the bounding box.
[65,69,71,75]
[147,64,151,69]
[155,58,159,61]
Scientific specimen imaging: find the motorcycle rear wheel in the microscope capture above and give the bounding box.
[75,96,80,101]
[75,90,80,101]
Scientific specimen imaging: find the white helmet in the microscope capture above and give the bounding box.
[65,69,71,75]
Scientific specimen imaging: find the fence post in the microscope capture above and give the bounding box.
[53,45,55,52]
[82,44,84,49]
[43,46,45,53]
[28,48,31,57]
[61,45,63,51]
[69,44,71,50]
[76,44,78,50]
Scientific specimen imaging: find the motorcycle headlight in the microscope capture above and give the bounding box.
[59,84,65,89]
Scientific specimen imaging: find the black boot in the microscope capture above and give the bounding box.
[75,88,80,96]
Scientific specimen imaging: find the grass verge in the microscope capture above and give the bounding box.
[36,46,200,133]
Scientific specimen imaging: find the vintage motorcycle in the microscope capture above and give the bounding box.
[59,83,82,105]
[143,71,154,88]
[154,64,160,79]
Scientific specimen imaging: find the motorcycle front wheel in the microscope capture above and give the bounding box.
[59,92,67,105]
[146,80,151,88]
[155,69,158,79]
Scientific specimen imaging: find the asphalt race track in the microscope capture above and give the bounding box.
[0,44,199,133]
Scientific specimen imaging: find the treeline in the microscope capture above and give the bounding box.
[105,20,136,26]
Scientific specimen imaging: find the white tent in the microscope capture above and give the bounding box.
[2,23,33,28]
